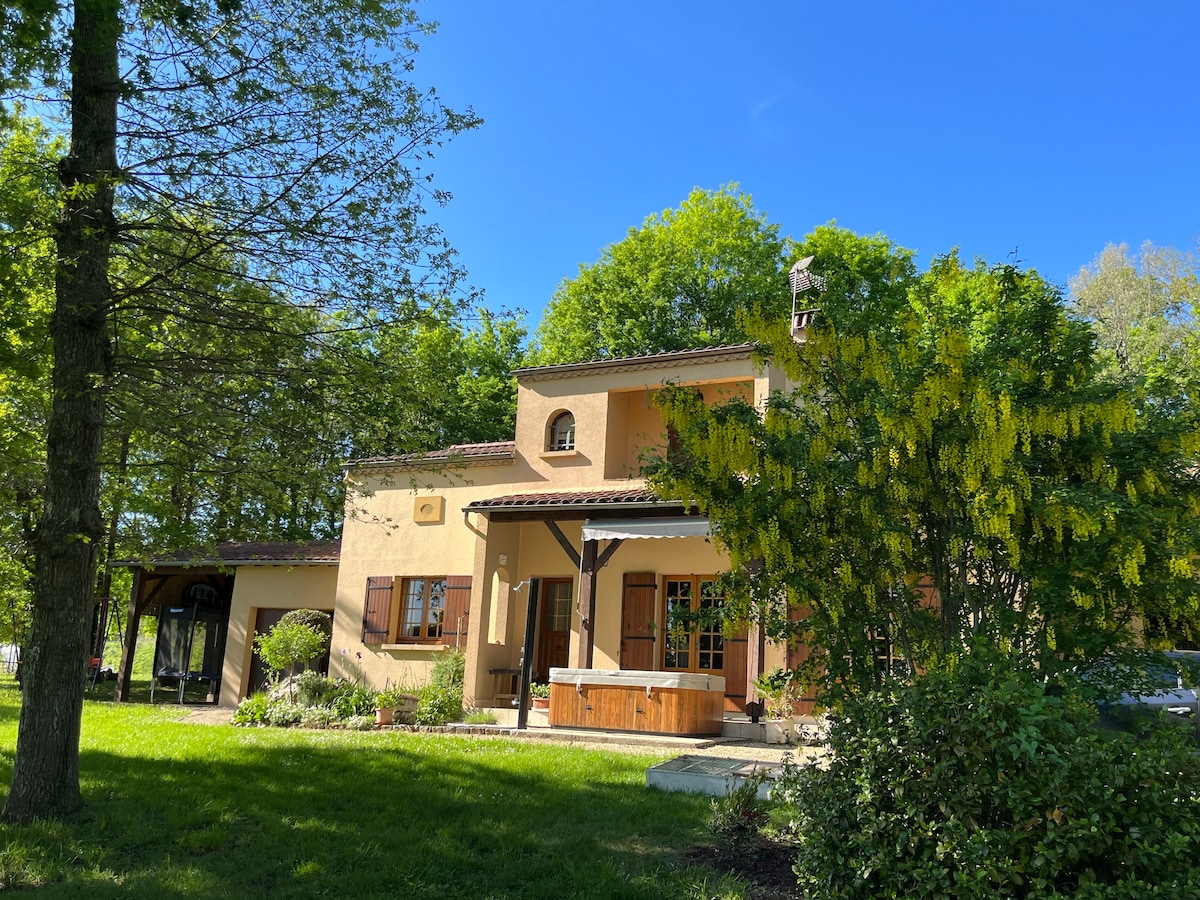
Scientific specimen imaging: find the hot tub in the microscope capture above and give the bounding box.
[548,668,726,736]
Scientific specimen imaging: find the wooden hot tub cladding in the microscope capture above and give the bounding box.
[547,669,725,736]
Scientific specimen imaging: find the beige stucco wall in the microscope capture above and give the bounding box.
[219,564,338,706]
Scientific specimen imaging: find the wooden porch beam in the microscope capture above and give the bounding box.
[543,521,581,568]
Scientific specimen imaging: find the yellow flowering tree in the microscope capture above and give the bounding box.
[652,231,1200,693]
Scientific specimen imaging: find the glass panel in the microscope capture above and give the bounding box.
[401,579,425,639]
[545,581,572,632]
[696,579,724,672]
[551,413,575,450]
[426,579,446,639]
[663,579,693,670]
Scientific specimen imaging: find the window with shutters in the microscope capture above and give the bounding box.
[361,575,471,646]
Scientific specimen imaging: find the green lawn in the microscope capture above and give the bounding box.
[0,680,745,898]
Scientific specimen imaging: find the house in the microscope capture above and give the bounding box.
[115,343,802,727]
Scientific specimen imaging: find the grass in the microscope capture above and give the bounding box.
[0,679,749,898]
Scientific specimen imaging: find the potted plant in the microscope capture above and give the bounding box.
[752,667,800,744]
[529,682,551,710]
[375,685,402,726]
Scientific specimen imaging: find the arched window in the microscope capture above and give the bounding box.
[548,411,575,451]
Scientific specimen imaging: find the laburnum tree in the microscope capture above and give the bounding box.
[529,184,790,364]
[0,0,480,820]
[651,229,1200,696]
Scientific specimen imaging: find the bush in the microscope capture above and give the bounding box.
[708,770,770,840]
[277,608,333,641]
[344,714,375,731]
[415,683,462,726]
[431,650,465,690]
[254,620,328,681]
[263,699,305,727]
[295,671,343,708]
[778,654,1200,899]
[232,692,269,726]
[332,684,376,720]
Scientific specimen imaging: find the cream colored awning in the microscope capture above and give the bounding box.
[580,517,711,541]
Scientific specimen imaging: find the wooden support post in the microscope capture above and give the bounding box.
[578,540,599,669]
[516,578,540,731]
[114,568,143,702]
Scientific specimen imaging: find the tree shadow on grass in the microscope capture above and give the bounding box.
[2,728,721,899]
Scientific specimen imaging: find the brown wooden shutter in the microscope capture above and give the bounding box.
[722,629,748,713]
[620,573,657,670]
[441,576,472,650]
[786,603,818,715]
[362,576,393,642]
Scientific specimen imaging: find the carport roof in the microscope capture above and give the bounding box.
[112,540,342,568]
[465,488,692,521]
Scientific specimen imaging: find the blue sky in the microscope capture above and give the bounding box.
[414,2,1199,332]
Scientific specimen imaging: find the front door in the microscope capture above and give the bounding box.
[536,578,572,681]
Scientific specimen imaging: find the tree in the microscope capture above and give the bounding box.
[529,185,789,364]
[1,0,479,820]
[651,234,1200,695]
[1068,241,1198,392]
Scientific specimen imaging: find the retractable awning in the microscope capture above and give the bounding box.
[580,517,711,541]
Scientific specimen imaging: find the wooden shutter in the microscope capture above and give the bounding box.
[723,629,748,713]
[442,576,472,649]
[362,576,393,642]
[620,573,657,670]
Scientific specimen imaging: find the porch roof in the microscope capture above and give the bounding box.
[464,488,693,522]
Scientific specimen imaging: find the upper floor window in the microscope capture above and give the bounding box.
[548,411,576,451]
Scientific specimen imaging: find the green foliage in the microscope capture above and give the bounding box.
[750,667,799,719]
[231,692,269,726]
[652,236,1200,689]
[528,682,551,699]
[375,685,403,709]
[293,670,342,708]
[415,683,463,726]
[707,771,770,840]
[331,684,376,720]
[431,649,466,691]
[462,708,498,725]
[253,621,328,679]
[277,609,333,642]
[262,699,305,728]
[779,654,1200,899]
[530,184,789,364]
[1068,241,1198,394]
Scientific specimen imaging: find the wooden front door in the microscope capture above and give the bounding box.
[620,572,657,670]
[536,578,572,681]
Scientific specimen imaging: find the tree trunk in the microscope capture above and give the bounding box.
[3,0,120,823]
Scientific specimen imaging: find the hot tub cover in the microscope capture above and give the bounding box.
[549,667,725,693]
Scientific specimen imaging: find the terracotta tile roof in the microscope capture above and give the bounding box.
[115,540,342,567]
[513,344,757,382]
[465,488,667,510]
[347,441,516,469]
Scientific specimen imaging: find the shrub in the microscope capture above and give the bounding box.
[778,653,1200,899]
[415,682,462,726]
[299,706,336,729]
[263,699,305,727]
[431,650,465,691]
[708,770,769,839]
[344,714,375,731]
[332,684,376,720]
[295,671,342,708]
[232,692,269,726]
[277,608,333,641]
[254,620,328,682]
